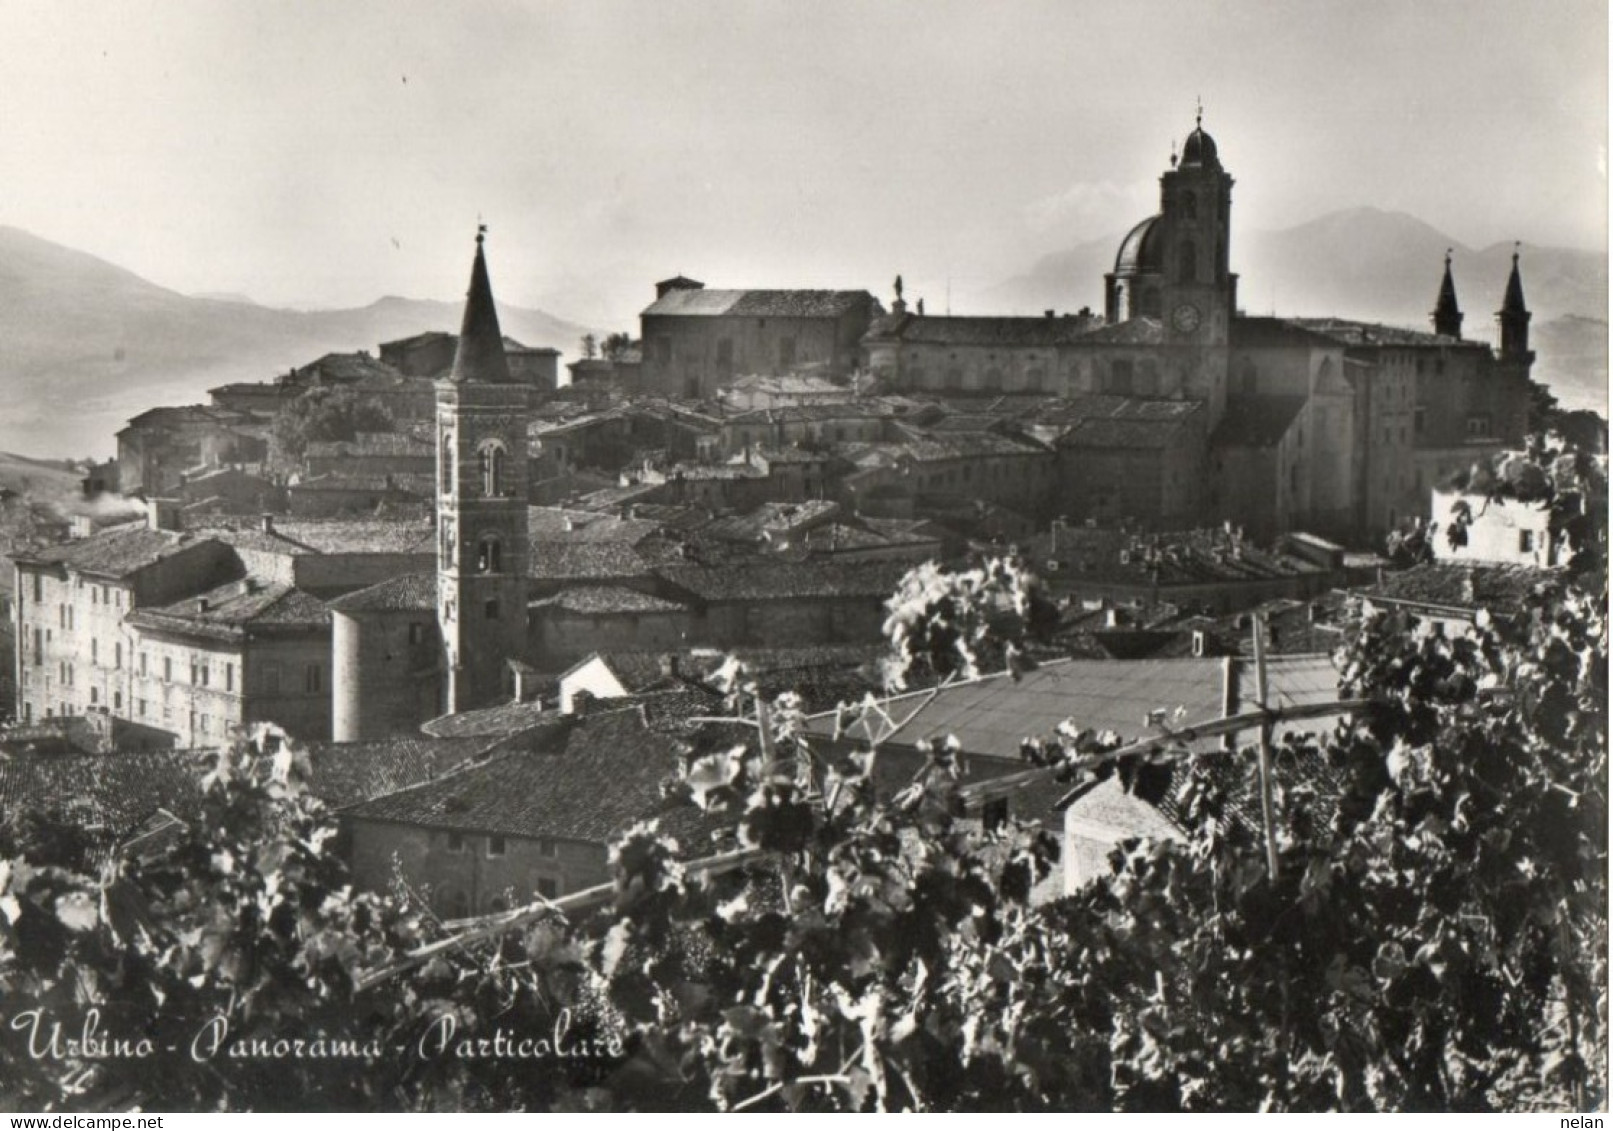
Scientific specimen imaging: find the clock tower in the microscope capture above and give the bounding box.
[1157,107,1236,424]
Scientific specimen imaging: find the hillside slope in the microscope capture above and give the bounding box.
[0,226,593,458]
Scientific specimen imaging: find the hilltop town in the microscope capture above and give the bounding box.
[0,115,1602,914]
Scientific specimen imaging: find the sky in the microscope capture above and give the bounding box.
[0,0,1605,328]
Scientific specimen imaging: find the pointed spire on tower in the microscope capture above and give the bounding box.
[449,224,512,384]
[1498,241,1532,360]
[1502,241,1528,313]
[1433,248,1464,339]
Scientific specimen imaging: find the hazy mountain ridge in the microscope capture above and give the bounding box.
[0,226,595,458]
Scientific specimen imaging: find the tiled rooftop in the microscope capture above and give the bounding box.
[0,749,205,842]
[268,518,436,555]
[308,734,510,809]
[534,586,689,615]
[808,653,1343,765]
[1029,525,1326,586]
[1357,561,1552,615]
[327,572,437,613]
[127,580,329,640]
[527,507,663,544]
[658,558,911,602]
[643,288,876,319]
[17,526,214,579]
[1288,318,1476,350]
[345,707,712,845]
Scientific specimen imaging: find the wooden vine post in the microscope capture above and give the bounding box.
[1250,609,1281,880]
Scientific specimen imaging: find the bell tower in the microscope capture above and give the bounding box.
[1158,104,1236,343]
[1433,249,1464,339]
[1497,244,1533,363]
[437,228,530,713]
[1156,104,1236,424]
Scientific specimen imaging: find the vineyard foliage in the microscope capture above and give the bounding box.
[0,441,1604,1111]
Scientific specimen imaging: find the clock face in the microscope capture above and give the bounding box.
[1172,303,1202,333]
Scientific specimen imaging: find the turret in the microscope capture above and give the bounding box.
[1432,249,1463,339]
[1498,243,1532,361]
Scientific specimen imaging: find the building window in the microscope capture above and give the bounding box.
[1414,406,1426,435]
[408,623,425,644]
[90,687,98,705]
[225,664,234,692]
[478,442,506,497]
[1466,415,1492,439]
[487,836,507,858]
[114,642,122,669]
[476,536,502,573]
[138,699,146,717]
[538,837,559,858]
[32,629,42,666]
[304,664,322,694]
[1519,529,1536,554]
[113,691,122,711]
[191,662,199,685]
[485,599,500,620]
[262,663,281,694]
[163,657,172,682]
[778,337,796,369]
[440,430,453,494]
[536,877,560,900]
[32,574,41,603]
[446,832,465,853]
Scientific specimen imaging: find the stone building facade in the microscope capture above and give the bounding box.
[639,279,881,398]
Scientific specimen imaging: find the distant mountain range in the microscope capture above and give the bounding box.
[986,206,1607,414]
[0,226,594,459]
[0,211,1603,459]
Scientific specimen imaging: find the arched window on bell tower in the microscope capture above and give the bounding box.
[1181,192,1197,220]
[478,442,506,497]
[1178,240,1197,285]
[476,534,502,574]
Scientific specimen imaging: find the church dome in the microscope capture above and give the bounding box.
[1179,125,1219,169]
[1114,215,1163,275]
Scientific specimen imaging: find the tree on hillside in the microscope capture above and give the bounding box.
[601,332,634,361]
[271,386,395,467]
[580,333,599,360]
